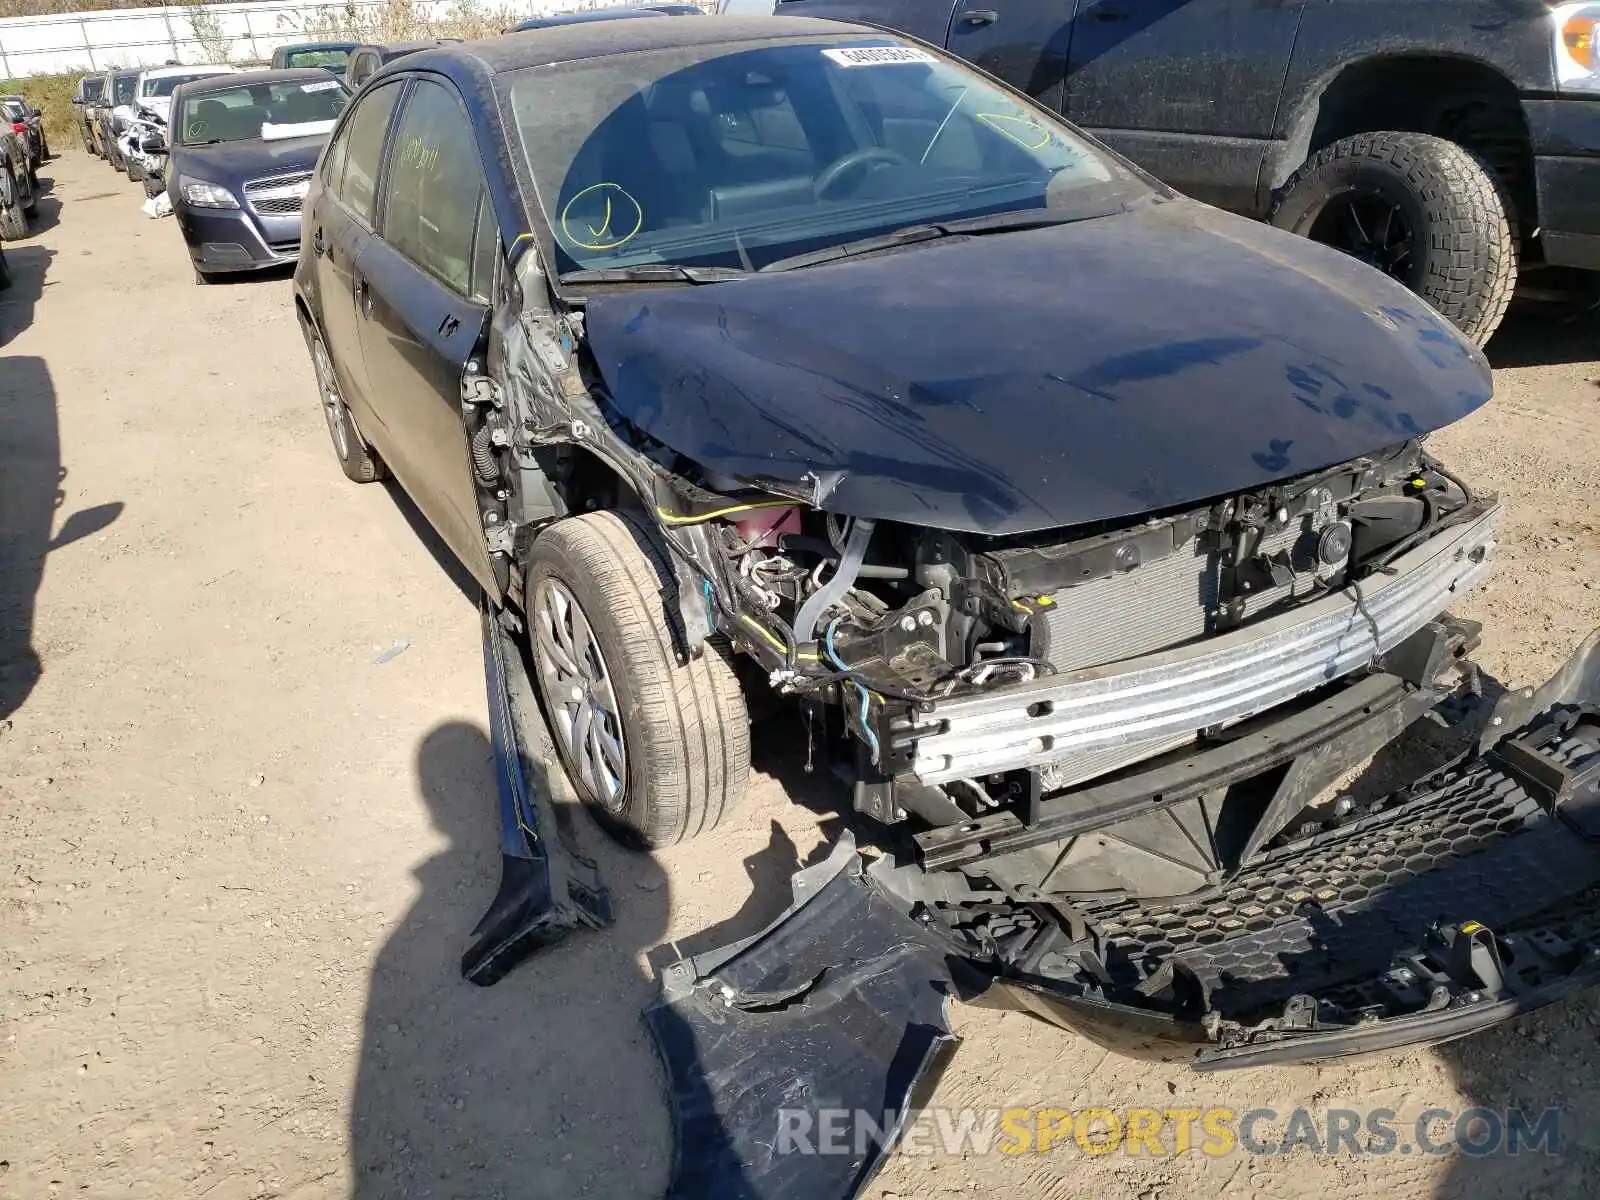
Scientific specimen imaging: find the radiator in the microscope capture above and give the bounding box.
[1032,512,1328,791]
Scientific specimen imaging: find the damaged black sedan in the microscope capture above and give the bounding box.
[295,17,1600,1197]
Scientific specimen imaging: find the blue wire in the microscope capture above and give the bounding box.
[824,617,880,765]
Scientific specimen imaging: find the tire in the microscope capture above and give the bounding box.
[1270,131,1516,346]
[0,245,11,291]
[0,166,28,241]
[528,511,750,847]
[39,134,49,161]
[126,159,143,182]
[305,323,384,483]
[20,169,35,217]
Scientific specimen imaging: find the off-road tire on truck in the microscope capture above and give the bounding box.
[1270,131,1516,347]
[0,163,29,241]
[306,326,384,483]
[527,510,750,848]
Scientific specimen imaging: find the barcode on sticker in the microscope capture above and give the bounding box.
[823,46,938,68]
[302,79,341,93]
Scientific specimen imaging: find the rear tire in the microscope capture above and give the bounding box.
[1270,131,1515,346]
[305,324,384,483]
[528,511,750,847]
[0,166,28,241]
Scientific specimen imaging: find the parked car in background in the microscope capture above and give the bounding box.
[71,73,107,155]
[345,39,463,89]
[782,0,1600,344]
[0,122,36,240]
[159,69,350,281]
[123,64,237,184]
[1,96,46,178]
[96,68,141,172]
[270,41,358,77]
[509,3,701,31]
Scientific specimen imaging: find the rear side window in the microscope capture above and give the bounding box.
[381,79,490,296]
[331,80,402,224]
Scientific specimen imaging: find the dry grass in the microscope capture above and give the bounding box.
[0,71,82,147]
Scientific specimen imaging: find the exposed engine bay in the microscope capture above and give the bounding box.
[667,437,1498,852]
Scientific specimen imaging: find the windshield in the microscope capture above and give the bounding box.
[82,78,105,102]
[176,78,350,146]
[112,73,137,105]
[502,37,1150,275]
[142,73,224,98]
[283,49,350,75]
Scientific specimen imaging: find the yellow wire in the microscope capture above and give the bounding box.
[655,500,797,526]
[738,613,820,660]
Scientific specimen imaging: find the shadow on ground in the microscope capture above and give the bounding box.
[0,242,55,346]
[349,694,858,1199]
[350,720,676,1199]
[1487,299,1600,369]
[383,479,480,606]
[0,355,123,722]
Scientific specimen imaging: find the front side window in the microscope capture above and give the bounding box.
[82,78,105,102]
[381,79,490,295]
[112,74,137,105]
[502,37,1146,275]
[176,78,350,147]
[332,80,402,224]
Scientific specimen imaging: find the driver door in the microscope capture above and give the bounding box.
[355,75,503,598]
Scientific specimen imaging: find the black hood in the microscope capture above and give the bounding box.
[172,134,325,186]
[583,202,1493,535]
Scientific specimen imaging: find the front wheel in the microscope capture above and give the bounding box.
[528,511,750,847]
[1270,131,1515,346]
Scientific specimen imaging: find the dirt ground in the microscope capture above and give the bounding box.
[3,151,1600,1200]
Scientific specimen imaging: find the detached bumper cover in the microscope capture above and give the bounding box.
[649,630,1600,1196]
[896,507,1499,784]
[646,834,959,1200]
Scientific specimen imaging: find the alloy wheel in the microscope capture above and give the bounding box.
[530,577,629,811]
[310,335,352,461]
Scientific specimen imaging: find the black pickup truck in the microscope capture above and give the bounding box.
[780,0,1600,344]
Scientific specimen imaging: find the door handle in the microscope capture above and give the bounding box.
[311,227,325,258]
[356,276,372,320]
[438,313,460,338]
[1090,3,1129,20]
[959,8,999,25]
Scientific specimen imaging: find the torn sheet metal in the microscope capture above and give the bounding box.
[645,833,959,1199]
[461,601,612,985]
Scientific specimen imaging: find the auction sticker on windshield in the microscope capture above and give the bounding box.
[302,80,341,92]
[822,46,938,67]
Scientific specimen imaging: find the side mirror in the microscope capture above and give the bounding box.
[71,97,83,106]
[140,132,166,153]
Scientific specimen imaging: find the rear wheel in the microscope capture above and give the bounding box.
[0,165,28,241]
[528,511,750,847]
[1270,131,1515,346]
[307,324,384,483]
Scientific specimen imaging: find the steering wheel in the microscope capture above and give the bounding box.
[814,146,911,199]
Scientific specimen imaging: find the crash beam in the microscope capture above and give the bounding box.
[893,505,1500,785]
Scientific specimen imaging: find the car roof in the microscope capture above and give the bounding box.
[511,7,675,31]
[276,41,359,53]
[176,67,349,97]
[140,65,235,80]
[359,38,464,57]
[416,14,869,75]
[106,68,140,80]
